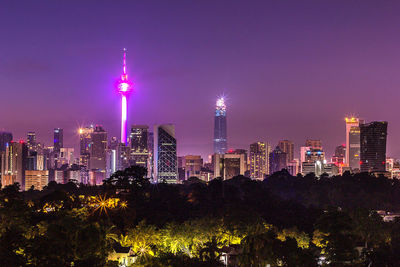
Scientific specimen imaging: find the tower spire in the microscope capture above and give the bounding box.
[122,48,127,80]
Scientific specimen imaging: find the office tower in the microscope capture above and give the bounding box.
[1,141,28,190]
[0,132,12,152]
[79,126,94,168]
[130,125,149,168]
[345,117,363,170]
[59,148,75,166]
[305,139,322,149]
[106,149,117,179]
[116,48,133,145]
[27,132,36,151]
[53,128,63,153]
[287,159,300,176]
[154,124,177,183]
[249,142,267,180]
[213,97,227,154]
[332,145,346,165]
[300,146,311,164]
[214,153,246,180]
[147,132,154,178]
[301,148,326,176]
[89,126,107,171]
[183,155,203,179]
[269,146,287,174]
[360,121,388,173]
[278,140,294,162]
[25,170,48,190]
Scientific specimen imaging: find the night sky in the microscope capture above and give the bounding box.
[1,0,400,161]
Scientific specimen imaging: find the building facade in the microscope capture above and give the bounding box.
[360,121,388,173]
[130,125,149,168]
[269,146,287,174]
[154,124,177,183]
[278,140,294,162]
[213,97,227,154]
[249,142,267,180]
[214,153,246,180]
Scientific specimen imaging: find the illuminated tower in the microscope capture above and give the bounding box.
[213,97,227,154]
[345,117,363,170]
[117,48,133,145]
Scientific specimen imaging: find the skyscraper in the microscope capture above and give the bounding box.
[79,126,94,168]
[214,153,246,180]
[0,132,13,152]
[269,146,287,174]
[154,124,177,183]
[27,132,36,151]
[25,170,48,190]
[345,117,362,170]
[183,155,203,180]
[1,141,28,190]
[89,125,107,171]
[54,128,63,153]
[332,144,346,165]
[250,142,267,180]
[213,97,227,154]
[116,48,133,145]
[360,121,388,173]
[130,125,149,168]
[278,140,294,162]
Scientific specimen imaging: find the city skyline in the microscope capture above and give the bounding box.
[2,1,400,160]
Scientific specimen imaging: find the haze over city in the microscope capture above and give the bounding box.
[2,1,400,160]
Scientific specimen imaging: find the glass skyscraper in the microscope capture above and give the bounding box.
[53,128,63,153]
[213,97,227,154]
[154,124,177,183]
[360,121,388,173]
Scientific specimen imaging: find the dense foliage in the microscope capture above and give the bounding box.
[1,167,400,266]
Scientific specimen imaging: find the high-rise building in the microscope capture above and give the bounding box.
[345,117,363,170]
[269,146,287,174]
[147,132,154,178]
[214,97,227,154]
[183,155,203,179]
[360,121,388,173]
[287,159,300,176]
[0,132,13,152]
[27,132,36,151]
[278,140,294,162]
[1,141,28,190]
[130,125,149,168]
[154,124,177,183]
[301,148,333,176]
[25,170,48,190]
[332,145,346,165]
[214,153,246,180]
[249,142,267,180]
[305,139,322,149]
[89,126,107,171]
[79,126,94,168]
[54,128,63,153]
[116,49,133,145]
[59,148,75,166]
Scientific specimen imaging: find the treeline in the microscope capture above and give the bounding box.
[1,167,400,266]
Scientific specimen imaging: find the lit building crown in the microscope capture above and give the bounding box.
[216,97,226,116]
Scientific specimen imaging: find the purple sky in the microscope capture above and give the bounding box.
[1,0,400,161]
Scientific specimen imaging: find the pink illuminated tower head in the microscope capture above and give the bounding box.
[117,48,133,95]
